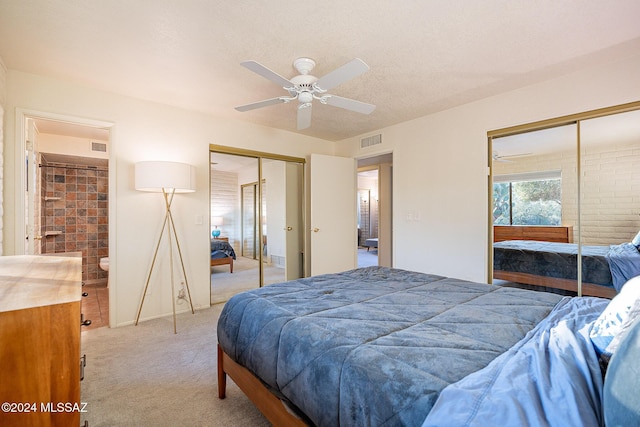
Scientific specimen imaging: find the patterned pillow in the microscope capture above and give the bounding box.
[590,275,640,357]
[603,295,640,357]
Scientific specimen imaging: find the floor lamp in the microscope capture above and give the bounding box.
[134,161,196,333]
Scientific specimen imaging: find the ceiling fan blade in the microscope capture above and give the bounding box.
[235,97,285,112]
[297,103,312,130]
[315,58,370,91]
[493,157,512,163]
[240,61,293,88]
[325,95,376,115]
[502,152,533,158]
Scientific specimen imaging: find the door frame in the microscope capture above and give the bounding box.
[14,108,115,323]
[15,109,115,255]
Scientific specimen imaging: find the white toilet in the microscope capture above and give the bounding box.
[99,257,109,287]
[99,257,109,271]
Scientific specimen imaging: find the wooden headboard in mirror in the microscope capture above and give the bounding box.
[493,225,573,243]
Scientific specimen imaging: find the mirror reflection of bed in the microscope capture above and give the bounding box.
[491,109,640,298]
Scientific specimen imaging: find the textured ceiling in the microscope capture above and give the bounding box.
[1,0,640,142]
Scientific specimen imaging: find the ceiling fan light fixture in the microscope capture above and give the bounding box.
[298,91,313,103]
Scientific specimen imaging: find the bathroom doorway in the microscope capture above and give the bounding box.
[357,153,393,268]
[22,113,112,329]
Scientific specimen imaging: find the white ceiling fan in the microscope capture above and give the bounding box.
[235,57,376,130]
[492,151,533,162]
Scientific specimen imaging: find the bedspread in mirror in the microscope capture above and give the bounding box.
[493,240,613,286]
[211,238,236,259]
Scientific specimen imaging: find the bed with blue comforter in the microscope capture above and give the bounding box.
[217,266,639,426]
[210,238,236,272]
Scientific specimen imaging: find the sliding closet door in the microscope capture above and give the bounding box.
[210,153,260,304]
[260,159,285,286]
[491,123,578,292]
[490,102,640,296]
[284,162,304,280]
[210,148,306,304]
[260,159,304,285]
[579,109,640,293]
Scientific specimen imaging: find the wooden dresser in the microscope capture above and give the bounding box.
[0,255,84,427]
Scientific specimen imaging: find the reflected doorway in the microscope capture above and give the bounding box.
[241,181,260,259]
[357,153,393,268]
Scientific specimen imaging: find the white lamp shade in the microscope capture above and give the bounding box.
[211,216,224,226]
[135,161,196,193]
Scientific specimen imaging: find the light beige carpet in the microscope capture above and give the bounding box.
[80,303,270,426]
[210,256,285,305]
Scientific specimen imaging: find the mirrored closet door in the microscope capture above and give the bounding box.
[491,123,579,294]
[210,148,305,305]
[489,102,640,297]
[579,109,640,295]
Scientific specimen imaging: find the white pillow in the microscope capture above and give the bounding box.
[590,276,640,357]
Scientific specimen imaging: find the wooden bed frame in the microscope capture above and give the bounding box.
[493,225,616,298]
[210,256,233,273]
[493,270,616,298]
[217,345,308,426]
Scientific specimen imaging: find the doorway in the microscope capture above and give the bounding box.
[21,113,112,329]
[357,153,393,268]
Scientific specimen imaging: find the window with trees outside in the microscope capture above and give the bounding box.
[493,171,562,226]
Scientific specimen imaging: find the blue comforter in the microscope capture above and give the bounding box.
[217,267,566,426]
[493,240,613,287]
[423,296,609,427]
[606,242,640,291]
[211,238,236,259]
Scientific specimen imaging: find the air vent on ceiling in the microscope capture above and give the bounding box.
[360,134,382,149]
[91,142,107,152]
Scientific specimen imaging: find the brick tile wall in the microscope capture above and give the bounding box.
[41,159,109,284]
[494,140,640,245]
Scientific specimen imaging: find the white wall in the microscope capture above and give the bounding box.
[3,70,334,327]
[337,54,640,283]
[37,133,109,160]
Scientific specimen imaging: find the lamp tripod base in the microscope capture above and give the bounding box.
[135,188,195,333]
